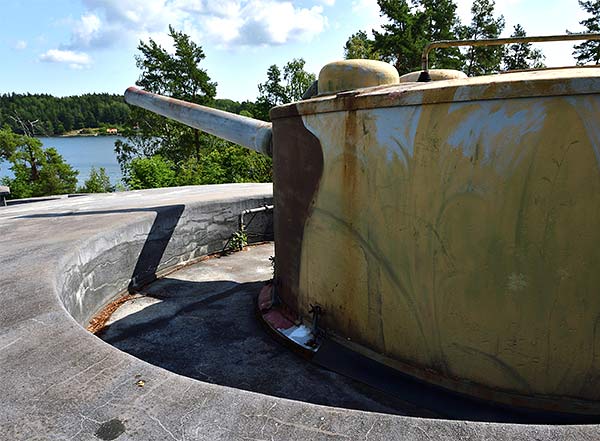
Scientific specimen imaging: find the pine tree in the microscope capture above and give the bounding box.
[373,0,462,74]
[118,26,217,167]
[344,30,380,60]
[0,127,78,198]
[460,0,505,76]
[414,0,463,70]
[572,0,600,65]
[255,59,315,120]
[373,0,422,74]
[502,24,545,70]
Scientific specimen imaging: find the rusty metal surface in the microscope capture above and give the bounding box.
[271,71,600,413]
[124,87,273,156]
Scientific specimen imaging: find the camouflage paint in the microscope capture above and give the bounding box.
[271,68,600,413]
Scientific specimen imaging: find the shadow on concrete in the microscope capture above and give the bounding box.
[99,277,436,418]
[17,205,186,293]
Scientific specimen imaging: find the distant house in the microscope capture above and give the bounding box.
[106,128,118,134]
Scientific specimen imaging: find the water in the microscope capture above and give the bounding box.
[0,136,123,187]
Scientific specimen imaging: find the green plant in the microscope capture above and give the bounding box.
[123,155,176,189]
[229,229,248,252]
[79,166,114,193]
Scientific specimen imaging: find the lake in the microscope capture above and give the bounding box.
[1,136,123,187]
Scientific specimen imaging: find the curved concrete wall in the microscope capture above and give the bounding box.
[54,192,273,325]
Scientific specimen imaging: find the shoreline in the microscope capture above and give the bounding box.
[40,134,124,138]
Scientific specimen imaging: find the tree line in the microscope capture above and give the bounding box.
[344,0,545,74]
[0,93,266,137]
[344,0,598,74]
[0,93,132,136]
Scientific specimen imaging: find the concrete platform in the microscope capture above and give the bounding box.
[98,243,434,418]
[0,183,598,440]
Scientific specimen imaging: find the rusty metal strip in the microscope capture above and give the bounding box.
[422,33,600,71]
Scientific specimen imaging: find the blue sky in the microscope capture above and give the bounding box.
[0,0,589,101]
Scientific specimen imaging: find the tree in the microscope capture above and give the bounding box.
[124,155,177,190]
[459,0,505,76]
[256,65,287,120]
[373,0,463,74]
[256,59,316,121]
[373,0,421,73]
[135,27,216,104]
[502,24,545,70]
[33,148,79,196]
[283,59,317,103]
[118,26,273,190]
[571,0,600,65]
[415,0,463,70]
[0,125,17,167]
[79,167,114,193]
[117,25,217,170]
[0,127,78,199]
[344,30,380,60]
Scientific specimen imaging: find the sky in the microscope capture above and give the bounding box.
[0,0,589,102]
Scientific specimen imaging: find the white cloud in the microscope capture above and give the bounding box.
[70,13,102,48]
[351,0,387,34]
[454,0,472,23]
[51,0,327,52]
[173,0,241,18]
[39,49,92,69]
[14,40,27,50]
[230,2,327,46]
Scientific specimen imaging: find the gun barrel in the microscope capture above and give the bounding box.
[124,87,272,157]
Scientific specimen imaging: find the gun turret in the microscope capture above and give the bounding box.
[124,87,272,157]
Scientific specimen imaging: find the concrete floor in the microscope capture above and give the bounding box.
[100,243,434,418]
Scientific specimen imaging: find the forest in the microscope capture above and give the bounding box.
[0,93,131,136]
[0,93,263,137]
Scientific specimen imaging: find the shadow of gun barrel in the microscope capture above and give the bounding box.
[124,87,273,157]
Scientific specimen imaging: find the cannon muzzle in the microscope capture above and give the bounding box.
[124,87,272,157]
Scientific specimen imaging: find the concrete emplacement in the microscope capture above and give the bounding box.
[1,184,600,440]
